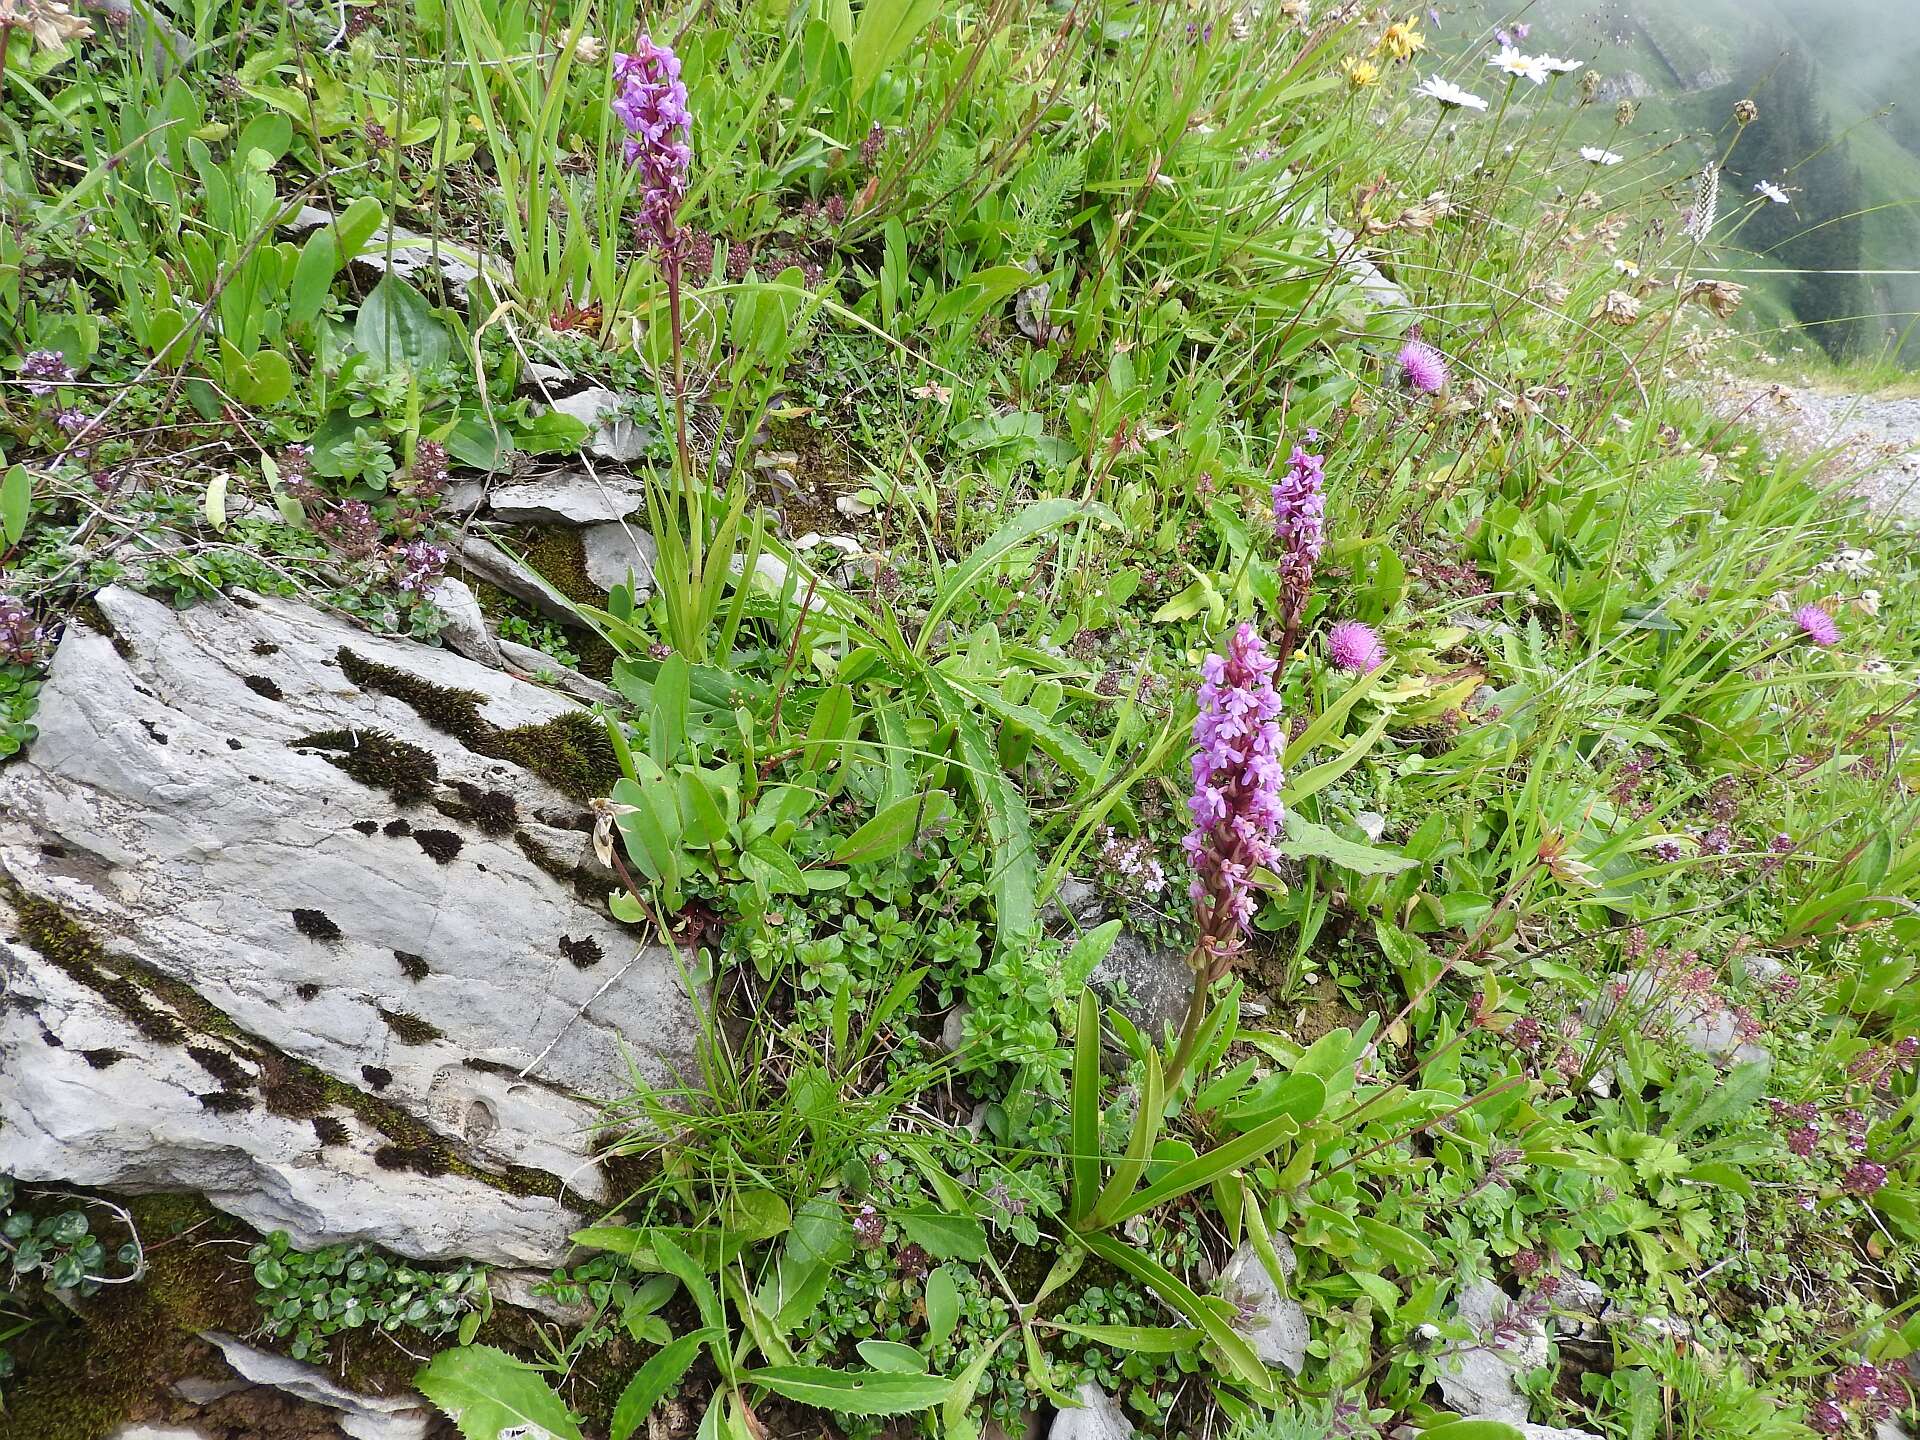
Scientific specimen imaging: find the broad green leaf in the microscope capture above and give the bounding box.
[921,500,1111,645]
[415,1345,583,1440]
[925,1266,961,1350]
[895,1208,986,1262]
[1070,989,1102,1223]
[1420,1422,1525,1440]
[1104,1112,1300,1225]
[848,0,941,98]
[1077,1233,1273,1397]
[745,1366,951,1416]
[1277,815,1415,875]
[3,464,33,546]
[934,675,1037,946]
[1040,1320,1204,1353]
[1062,920,1123,992]
[832,791,953,866]
[943,1329,1016,1440]
[355,273,452,370]
[854,1340,927,1373]
[610,1331,713,1440]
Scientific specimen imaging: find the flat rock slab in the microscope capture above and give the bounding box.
[0,586,696,1265]
[488,473,647,526]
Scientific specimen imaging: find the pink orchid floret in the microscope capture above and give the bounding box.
[1185,623,1287,952]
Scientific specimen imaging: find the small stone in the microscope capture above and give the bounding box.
[1218,1241,1307,1374]
[579,522,658,595]
[1049,1383,1135,1440]
[941,1003,971,1053]
[203,1332,435,1439]
[488,1267,597,1326]
[1435,1278,1545,1424]
[426,578,503,669]
[547,388,661,463]
[835,493,876,518]
[1088,931,1194,1047]
[1354,811,1386,842]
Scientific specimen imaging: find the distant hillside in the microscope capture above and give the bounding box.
[1454,0,1920,366]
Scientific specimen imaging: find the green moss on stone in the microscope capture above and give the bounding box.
[378,1008,444,1044]
[293,728,441,806]
[335,648,618,803]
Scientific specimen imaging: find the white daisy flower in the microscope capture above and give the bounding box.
[1415,74,1489,111]
[1488,46,1548,84]
[1538,55,1583,73]
[1580,146,1623,165]
[1755,179,1790,204]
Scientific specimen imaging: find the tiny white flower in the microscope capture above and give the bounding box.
[1581,145,1624,165]
[1488,45,1548,84]
[1538,55,1583,73]
[1755,179,1790,204]
[1414,74,1489,111]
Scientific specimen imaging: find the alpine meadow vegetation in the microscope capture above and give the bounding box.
[4,3,1920,1440]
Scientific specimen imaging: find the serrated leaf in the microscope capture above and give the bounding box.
[415,1345,583,1440]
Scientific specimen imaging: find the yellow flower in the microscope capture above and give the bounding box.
[1371,18,1425,63]
[1342,56,1381,89]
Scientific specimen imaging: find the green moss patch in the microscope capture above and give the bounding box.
[293,727,441,805]
[335,647,618,803]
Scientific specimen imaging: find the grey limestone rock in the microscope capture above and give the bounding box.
[0,586,696,1264]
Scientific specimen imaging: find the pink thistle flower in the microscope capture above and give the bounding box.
[1794,604,1840,647]
[1326,619,1387,673]
[1398,339,1449,394]
[1184,623,1287,957]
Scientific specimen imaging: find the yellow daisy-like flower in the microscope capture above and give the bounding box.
[1371,18,1425,63]
[1342,56,1381,89]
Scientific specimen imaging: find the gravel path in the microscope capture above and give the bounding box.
[1729,383,1920,523]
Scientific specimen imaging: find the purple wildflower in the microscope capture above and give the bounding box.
[1,595,44,665]
[20,349,76,396]
[1399,339,1449,394]
[1898,1035,1919,1066]
[409,439,449,495]
[321,500,382,559]
[393,539,449,595]
[1787,1124,1818,1157]
[1184,623,1286,956]
[613,36,693,256]
[1652,838,1683,863]
[54,407,90,434]
[852,1204,885,1248]
[1270,445,1326,571]
[1832,1365,1886,1407]
[1508,1015,1543,1053]
[1841,1160,1888,1196]
[1809,1400,1847,1436]
[1794,603,1840,647]
[1697,825,1731,856]
[1271,444,1326,647]
[1326,620,1387,673]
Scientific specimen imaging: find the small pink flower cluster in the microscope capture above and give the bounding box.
[613,36,693,255]
[1184,623,1286,955]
